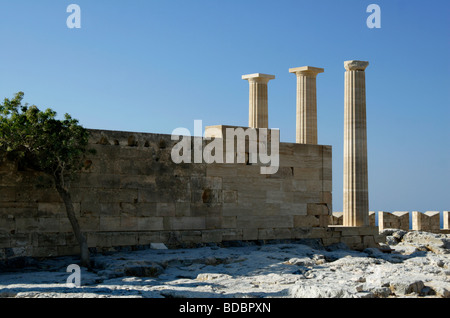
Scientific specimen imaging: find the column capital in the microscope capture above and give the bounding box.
[289,66,324,77]
[242,73,275,83]
[344,60,369,71]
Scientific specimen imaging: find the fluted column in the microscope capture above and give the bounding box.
[289,66,324,144]
[343,60,369,227]
[242,73,275,128]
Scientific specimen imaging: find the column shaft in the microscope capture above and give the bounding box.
[343,60,369,227]
[242,73,275,129]
[248,80,269,128]
[289,66,324,144]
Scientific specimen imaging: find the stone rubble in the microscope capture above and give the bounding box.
[0,230,449,298]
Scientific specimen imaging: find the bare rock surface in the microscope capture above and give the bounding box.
[0,230,449,298]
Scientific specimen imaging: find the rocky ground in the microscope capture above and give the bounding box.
[0,230,449,298]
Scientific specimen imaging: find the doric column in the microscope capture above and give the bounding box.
[242,73,275,128]
[289,66,324,144]
[343,60,369,227]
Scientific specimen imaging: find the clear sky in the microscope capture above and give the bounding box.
[0,0,449,213]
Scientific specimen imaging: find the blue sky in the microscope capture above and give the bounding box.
[0,0,449,213]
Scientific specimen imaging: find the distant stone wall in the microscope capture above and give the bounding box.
[0,128,343,260]
[330,211,376,227]
[333,211,450,234]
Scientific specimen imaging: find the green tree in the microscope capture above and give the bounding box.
[0,92,94,267]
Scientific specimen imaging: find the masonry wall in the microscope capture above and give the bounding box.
[0,128,335,260]
[332,211,450,234]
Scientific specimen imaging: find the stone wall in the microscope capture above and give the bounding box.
[378,211,410,231]
[0,128,344,260]
[333,211,450,234]
[330,211,376,227]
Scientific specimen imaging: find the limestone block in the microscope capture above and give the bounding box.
[201,230,222,243]
[35,218,59,233]
[292,227,312,239]
[119,175,156,189]
[258,228,276,240]
[137,232,162,245]
[0,202,38,218]
[273,228,293,240]
[112,232,138,246]
[0,217,15,233]
[280,203,307,216]
[236,215,293,229]
[237,190,266,203]
[321,237,340,246]
[330,212,343,225]
[341,235,362,246]
[99,217,122,231]
[203,177,223,190]
[444,211,450,230]
[206,165,237,177]
[321,191,332,205]
[293,168,321,180]
[294,215,320,227]
[266,191,294,204]
[57,245,80,257]
[11,233,32,248]
[137,188,159,203]
[78,173,121,189]
[322,167,332,181]
[120,216,139,230]
[369,211,376,227]
[412,211,440,232]
[170,217,206,230]
[80,202,121,217]
[425,211,441,231]
[181,231,202,244]
[37,202,80,218]
[97,188,138,203]
[328,225,378,237]
[156,203,176,217]
[293,191,321,204]
[222,190,238,203]
[242,228,259,240]
[0,234,11,248]
[221,229,243,241]
[31,246,58,258]
[175,202,190,217]
[222,178,281,192]
[38,233,66,247]
[222,216,237,228]
[307,203,329,216]
[265,167,293,179]
[206,216,221,229]
[281,180,307,192]
[222,204,250,217]
[322,180,332,192]
[378,211,410,231]
[120,202,158,217]
[78,216,100,232]
[292,144,320,157]
[64,232,78,246]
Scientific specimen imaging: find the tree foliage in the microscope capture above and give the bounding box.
[0,92,94,267]
[0,92,92,187]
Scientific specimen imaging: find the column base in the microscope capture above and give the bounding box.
[328,225,382,250]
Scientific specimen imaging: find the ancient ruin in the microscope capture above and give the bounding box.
[1,60,448,262]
